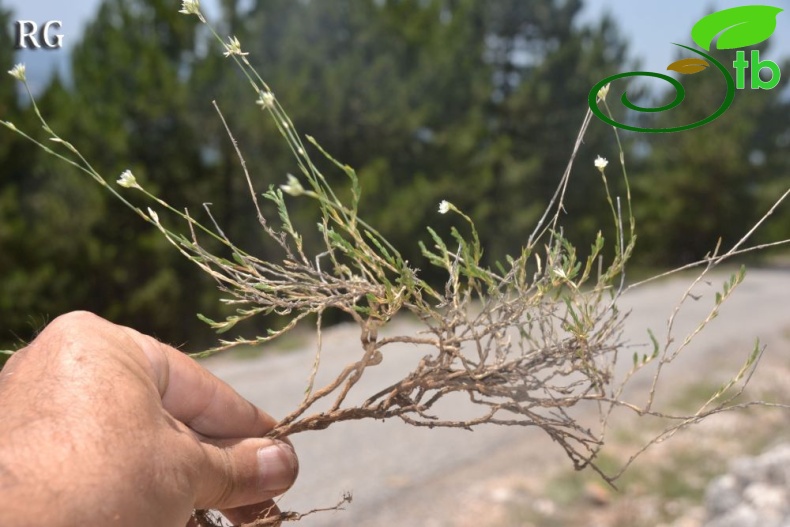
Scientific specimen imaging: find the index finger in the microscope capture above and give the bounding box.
[122,326,278,439]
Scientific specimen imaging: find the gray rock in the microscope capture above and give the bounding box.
[703,444,790,527]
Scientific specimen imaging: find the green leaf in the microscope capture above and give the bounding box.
[197,313,217,325]
[353,305,371,316]
[306,134,361,210]
[418,240,447,268]
[426,227,449,255]
[691,6,783,51]
[647,328,659,359]
[216,317,239,334]
[326,228,354,254]
[364,229,393,263]
[449,226,467,252]
[564,298,582,329]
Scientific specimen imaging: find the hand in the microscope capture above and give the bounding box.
[0,311,298,526]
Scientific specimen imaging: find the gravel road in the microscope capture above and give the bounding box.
[202,267,790,526]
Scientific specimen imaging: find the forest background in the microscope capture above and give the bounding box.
[1,0,788,351]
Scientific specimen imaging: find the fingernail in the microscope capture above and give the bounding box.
[257,441,298,494]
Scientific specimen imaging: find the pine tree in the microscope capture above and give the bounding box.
[630,43,790,265]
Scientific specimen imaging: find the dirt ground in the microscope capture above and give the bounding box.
[419,326,790,527]
[205,269,790,527]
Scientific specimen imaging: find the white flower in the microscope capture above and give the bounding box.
[116,169,140,189]
[438,200,451,214]
[8,64,25,82]
[256,91,275,109]
[594,156,608,172]
[223,36,248,57]
[178,0,201,16]
[280,174,304,196]
[147,207,160,224]
[596,83,610,102]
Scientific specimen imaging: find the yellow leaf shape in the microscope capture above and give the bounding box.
[666,57,710,75]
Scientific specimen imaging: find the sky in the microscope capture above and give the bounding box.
[582,0,788,70]
[4,0,789,94]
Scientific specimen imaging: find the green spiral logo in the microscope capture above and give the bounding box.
[588,5,783,133]
[588,45,735,133]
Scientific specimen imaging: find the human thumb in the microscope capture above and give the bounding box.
[192,437,299,510]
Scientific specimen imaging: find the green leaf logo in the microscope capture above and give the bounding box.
[691,5,783,51]
[667,57,710,75]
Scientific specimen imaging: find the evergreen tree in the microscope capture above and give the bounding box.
[205,0,633,271]
[62,0,223,344]
[1,0,642,348]
[630,43,790,265]
[0,2,78,347]
[0,0,223,348]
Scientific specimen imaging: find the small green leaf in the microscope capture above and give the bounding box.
[353,305,371,316]
[216,317,239,334]
[364,229,394,263]
[197,313,217,325]
[647,328,659,359]
[691,6,783,51]
[418,241,445,267]
[749,338,761,364]
[326,229,354,254]
[563,298,582,329]
[426,226,448,254]
[449,227,468,253]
